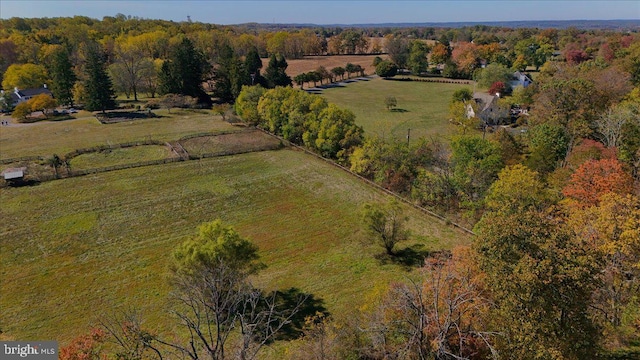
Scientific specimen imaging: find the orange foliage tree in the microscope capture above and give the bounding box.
[562,158,634,208]
[59,328,107,360]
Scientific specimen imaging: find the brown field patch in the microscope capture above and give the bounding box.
[286,54,389,78]
[180,129,282,157]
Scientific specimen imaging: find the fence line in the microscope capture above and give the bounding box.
[389,77,474,85]
[0,155,46,165]
[254,128,476,236]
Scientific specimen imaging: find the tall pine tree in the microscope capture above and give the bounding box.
[264,53,292,88]
[213,44,249,102]
[48,47,76,107]
[83,45,116,113]
[159,38,211,106]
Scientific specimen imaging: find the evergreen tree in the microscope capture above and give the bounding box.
[158,60,179,95]
[213,44,248,102]
[48,47,76,107]
[83,45,116,113]
[264,54,292,88]
[244,46,265,87]
[159,38,211,105]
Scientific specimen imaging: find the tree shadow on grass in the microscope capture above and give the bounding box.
[266,287,328,341]
[375,243,431,271]
[390,108,409,113]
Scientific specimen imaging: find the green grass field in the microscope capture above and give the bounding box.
[320,77,472,141]
[0,110,237,160]
[69,145,174,169]
[0,149,470,342]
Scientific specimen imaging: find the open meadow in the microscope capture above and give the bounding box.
[320,77,472,141]
[0,109,239,160]
[0,116,471,344]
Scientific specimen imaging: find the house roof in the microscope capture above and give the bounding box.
[473,92,497,113]
[19,88,53,97]
[2,167,26,180]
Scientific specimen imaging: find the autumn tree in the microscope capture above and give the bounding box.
[566,193,640,347]
[112,36,152,101]
[166,219,307,360]
[311,103,363,162]
[235,85,266,126]
[429,42,450,65]
[12,101,33,121]
[475,173,599,359]
[451,42,480,78]
[29,93,57,118]
[562,158,634,208]
[2,63,48,90]
[59,328,107,360]
[361,200,409,256]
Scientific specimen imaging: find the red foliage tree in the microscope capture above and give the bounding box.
[565,49,590,64]
[488,81,506,96]
[59,328,107,360]
[562,158,634,208]
[566,139,617,170]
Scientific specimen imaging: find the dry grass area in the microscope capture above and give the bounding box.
[181,129,282,157]
[286,54,389,78]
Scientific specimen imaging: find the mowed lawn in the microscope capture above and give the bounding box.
[0,110,238,160]
[0,149,470,342]
[321,77,471,141]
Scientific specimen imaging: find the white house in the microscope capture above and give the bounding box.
[510,72,533,90]
[1,85,53,107]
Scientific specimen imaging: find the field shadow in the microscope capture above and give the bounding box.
[390,108,409,113]
[375,243,431,270]
[266,287,328,341]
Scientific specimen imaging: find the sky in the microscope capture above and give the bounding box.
[1,0,638,25]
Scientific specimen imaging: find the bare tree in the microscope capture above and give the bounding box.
[361,248,500,359]
[100,309,164,360]
[596,102,639,148]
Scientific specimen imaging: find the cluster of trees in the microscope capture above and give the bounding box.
[293,63,364,89]
[236,85,364,163]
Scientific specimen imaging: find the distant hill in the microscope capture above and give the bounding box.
[235,19,640,31]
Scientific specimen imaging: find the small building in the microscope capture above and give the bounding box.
[2,167,26,184]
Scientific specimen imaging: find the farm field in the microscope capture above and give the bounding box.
[0,149,471,343]
[69,145,174,170]
[0,110,237,160]
[320,76,472,141]
[286,54,387,78]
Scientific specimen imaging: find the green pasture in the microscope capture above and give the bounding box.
[321,77,472,141]
[0,149,470,342]
[69,145,174,170]
[0,110,237,160]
